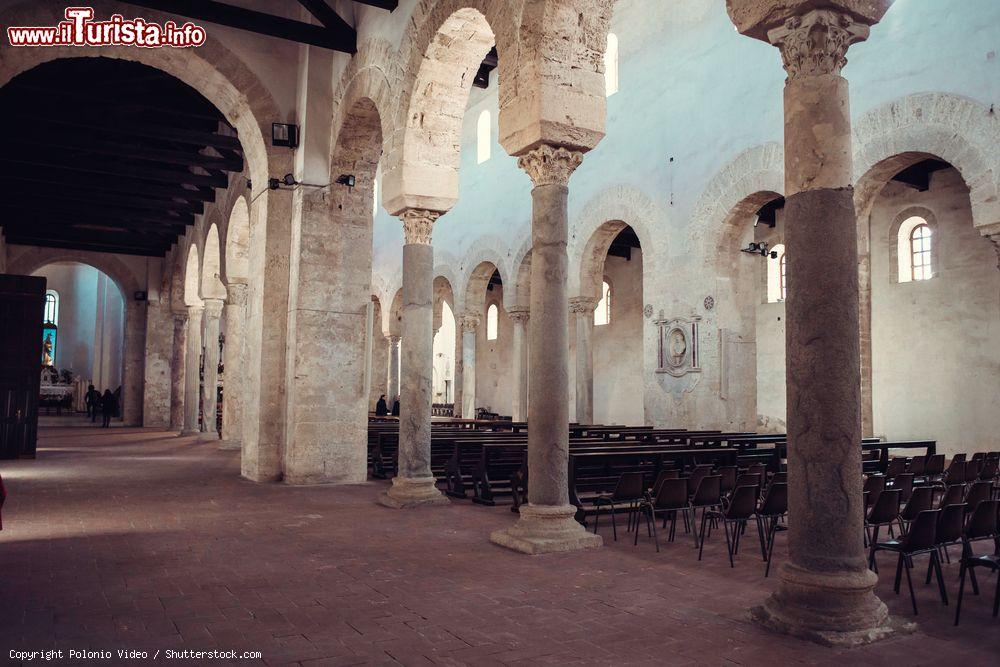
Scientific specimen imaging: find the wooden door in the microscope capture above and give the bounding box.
[0,274,46,459]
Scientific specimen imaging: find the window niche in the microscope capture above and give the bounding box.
[890,208,939,284]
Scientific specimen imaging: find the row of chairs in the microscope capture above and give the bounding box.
[868,499,999,624]
[592,466,788,576]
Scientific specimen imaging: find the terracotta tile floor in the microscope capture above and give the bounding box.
[1,425,998,666]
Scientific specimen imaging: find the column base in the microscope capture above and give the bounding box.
[490,503,602,555]
[198,431,220,442]
[377,476,449,509]
[751,562,910,646]
[179,429,200,437]
[218,439,241,451]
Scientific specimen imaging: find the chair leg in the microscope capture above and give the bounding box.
[993,569,1000,618]
[610,504,617,542]
[650,508,659,553]
[668,511,677,543]
[698,511,708,560]
[723,520,734,568]
[593,506,600,535]
[633,506,643,546]
[954,563,967,626]
[893,552,904,594]
[932,551,948,606]
[868,525,880,573]
[765,518,779,578]
[904,556,918,615]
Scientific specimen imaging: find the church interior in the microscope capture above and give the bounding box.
[1,0,999,663]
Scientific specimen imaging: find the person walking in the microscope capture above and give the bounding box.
[101,389,118,428]
[391,396,400,417]
[375,394,388,416]
[85,384,100,420]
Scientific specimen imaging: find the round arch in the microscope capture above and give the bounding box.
[183,244,202,307]
[224,195,251,284]
[201,224,226,300]
[6,246,141,299]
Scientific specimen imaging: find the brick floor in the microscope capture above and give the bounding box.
[1,425,997,666]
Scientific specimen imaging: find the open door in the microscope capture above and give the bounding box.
[0,274,45,459]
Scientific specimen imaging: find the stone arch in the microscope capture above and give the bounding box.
[6,246,140,299]
[571,185,662,300]
[201,224,226,300]
[461,240,509,316]
[690,143,785,263]
[853,93,1000,234]
[510,242,532,312]
[371,273,395,337]
[383,3,513,213]
[224,195,251,284]
[183,244,202,307]
[433,275,457,327]
[388,288,404,338]
[887,206,941,284]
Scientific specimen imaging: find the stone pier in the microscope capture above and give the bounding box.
[181,304,203,437]
[728,0,895,645]
[199,299,223,441]
[509,308,529,422]
[570,297,596,425]
[491,145,602,554]
[459,312,480,419]
[387,335,401,402]
[169,310,188,432]
[379,210,449,508]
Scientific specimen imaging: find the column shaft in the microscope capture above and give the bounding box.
[490,145,600,554]
[199,300,223,440]
[387,336,401,401]
[570,299,596,425]
[220,283,247,448]
[122,301,146,426]
[453,331,464,417]
[379,210,448,508]
[509,310,529,422]
[181,306,203,435]
[460,315,480,419]
[169,313,188,431]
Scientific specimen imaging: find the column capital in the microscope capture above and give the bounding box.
[766,9,870,79]
[225,281,249,306]
[202,298,225,318]
[186,303,204,316]
[508,307,530,324]
[171,309,189,325]
[399,208,442,245]
[517,144,584,188]
[987,234,1000,271]
[459,312,481,332]
[569,296,598,315]
[389,334,402,344]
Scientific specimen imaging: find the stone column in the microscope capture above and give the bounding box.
[181,304,203,436]
[199,298,224,441]
[220,283,247,449]
[728,2,893,644]
[121,300,146,426]
[453,331,464,417]
[169,311,188,432]
[491,145,601,554]
[378,210,449,508]
[387,335,401,402]
[142,298,173,427]
[459,313,480,419]
[509,308,529,422]
[570,297,597,425]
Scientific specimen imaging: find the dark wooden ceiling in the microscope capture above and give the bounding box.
[0,57,242,256]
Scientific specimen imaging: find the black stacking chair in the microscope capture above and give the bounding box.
[871,509,945,614]
[963,481,993,516]
[978,458,998,483]
[755,481,788,577]
[898,485,933,533]
[931,502,966,566]
[888,473,914,505]
[705,485,757,567]
[937,484,966,511]
[864,475,885,513]
[866,488,901,571]
[636,477,689,551]
[718,466,738,498]
[592,471,645,541]
[886,458,907,478]
[689,475,722,554]
[954,500,1000,625]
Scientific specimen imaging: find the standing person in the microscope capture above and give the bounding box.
[84,384,99,419]
[375,394,388,416]
[101,389,118,428]
[391,396,400,417]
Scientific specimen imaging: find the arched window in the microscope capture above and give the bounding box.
[594,280,612,326]
[43,289,59,325]
[779,252,788,301]
[477,110,491,164]
[486,303,498,340]
[604,33,619,97]
[897,215,933,283]
[766,244,786,303]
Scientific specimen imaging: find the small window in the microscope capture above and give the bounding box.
[373,171,380,218]
[486,303,498,340]
[897,215,933,283]
[604,33,619,97]
[779,253,788,301]
[910,224,932,281]
[44,290,59,325]
[477,110,491,164]
[766,244,786,303]
[594,280,611,326]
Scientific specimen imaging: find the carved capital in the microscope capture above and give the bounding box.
[508,307,530,325]
[988,234,1000,271]
[517,144,584,188]
[399,209,441,245]
[172,312,188,328]
[767,9,869,79]
[203,298,225,319]
[459,313,481,332]
[569,297,598,315]
[226,282,248,307]
[389,335,401,345]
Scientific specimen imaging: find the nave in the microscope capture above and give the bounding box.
[2,426,998,665]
